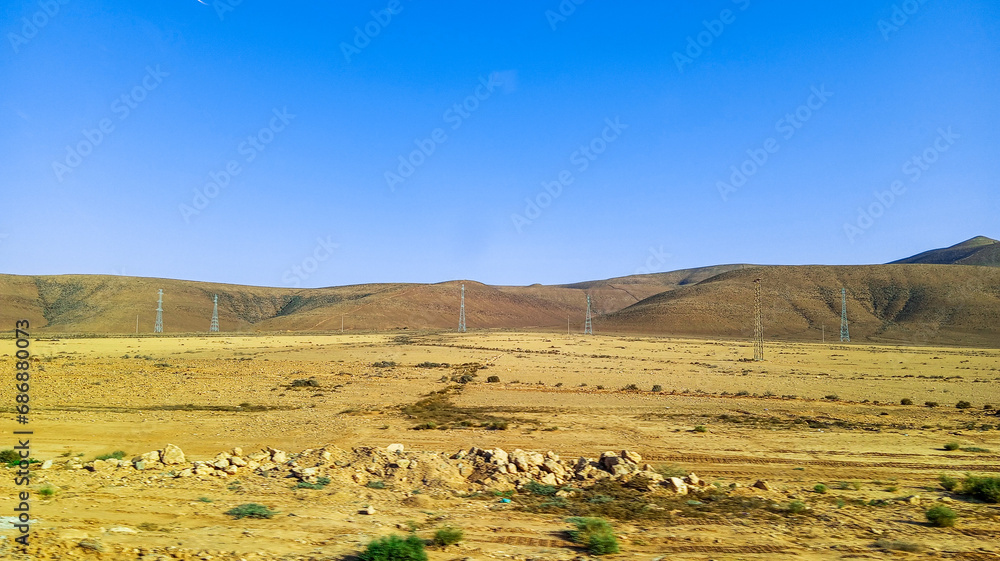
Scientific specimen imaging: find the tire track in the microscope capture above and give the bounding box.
[644,454,1000,472]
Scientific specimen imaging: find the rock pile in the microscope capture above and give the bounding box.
[69,443,710,495]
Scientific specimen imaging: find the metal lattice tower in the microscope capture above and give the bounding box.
[584,294,593,335]
[154,289,164,334]
[840,288,850,342]
[458,284,466,333]
[753,278,764,361]
[210,294,219,333]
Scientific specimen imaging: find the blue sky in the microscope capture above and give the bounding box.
[2,1,997,287]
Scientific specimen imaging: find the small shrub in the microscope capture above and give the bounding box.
[788,500,807,514]
[962,475,1000,503]
[225,503,276,519]
[651,384,663,392]
[956,400,972,409]
[37,485,57,498]
[297,476,331,490]
[693,425,707,433]
[486,375,500,383]
[944,441,961,451]
[566,517,619,555]
[95,451,127,461]
[984,404,995,410]
[198,497,213,503]
[366,480,387,489]
[525,481,558,496]
[359,534,427,561]
[925,401,939,408]
[900,398,913,405]
[432,526,463,546]
[925,505,957,527]
[372,361,397,368]
[0,449,21,466]
[963,447,991,453]
[824,394,839,401]
[290,378,319,387]
[622,384,639,391]
[813,484,828,494]
[939,475,960,491]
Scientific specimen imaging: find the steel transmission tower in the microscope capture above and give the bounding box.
[458,284,466,333]
[154,289,164,334]
[753,279,764,361]
[840,288,850,342]
[210,294,220,332]
[584,295,593,335]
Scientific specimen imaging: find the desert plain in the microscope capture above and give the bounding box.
[1,331,999,560]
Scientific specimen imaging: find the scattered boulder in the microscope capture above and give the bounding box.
[160,444,185,465]
[752,480,773,491]
[387,443,405,454]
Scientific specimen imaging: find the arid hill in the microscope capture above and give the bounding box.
[891,236,1000,267]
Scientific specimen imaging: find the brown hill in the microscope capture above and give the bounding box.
[890,236,1000,266]
[601,264,1000,346]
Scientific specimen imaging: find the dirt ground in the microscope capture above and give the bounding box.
[1,331,999,560]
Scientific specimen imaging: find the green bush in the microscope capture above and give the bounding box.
[297,476,331,490]
[37,485,57,498]
[900,398,913,405]
[962,475,1000,503]
[956,400,972,409]
[525,481,558,496]
[693,425,708,433]
[925,505,957,527]
[0,449,22,466]
[939,475,959,491]
[432,526,463,546]
[788,500,807,514]
[925,401,939,408]
[651,384,663,392]
[944,441,960,451]
[567,517,619,555]
[813,484,828,494]
[366,480,387,489]
[360,534,427,561]
[224,503,276,519]
[486,376,500,383]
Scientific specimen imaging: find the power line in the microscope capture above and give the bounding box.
[458,283,466,333]
[154,289,163,334]
[840,287,850,342]
[584,294,593,335]
[753,278,763,361]
[210,294,219,333]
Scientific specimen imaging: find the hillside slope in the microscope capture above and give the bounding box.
[602,264,1000,346]
[891,236,1000,267]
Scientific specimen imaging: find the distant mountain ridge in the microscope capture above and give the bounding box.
[890,236,1000,267]
[1,236,997,346]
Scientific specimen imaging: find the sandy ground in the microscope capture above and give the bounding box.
[1,331,999,560]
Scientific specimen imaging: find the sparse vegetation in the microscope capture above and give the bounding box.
[566,517,619,555]
[486,375,500,383]
[37,484,57,498]
[401,386,519,431]
[359,534,427,561]
[432,525,463,546]
[224,503,276,519]
[813,484,828,494]
[296,476,331,489]
[651,384,663,392]
[693,425,707,433]
[290,378,319,387]
[900,398,913,405]
[94,450,127,461]
[939,475,959,491]
[366,480,387,490]
[372,361,398,368]
[961,475,1000,503]
[956,400,972,409]
[787,500,807,514]
[925,504,957,527]
[925,401,939,408]
[962,446,991,453]
[875,539,921,552]
[944,441,961,451]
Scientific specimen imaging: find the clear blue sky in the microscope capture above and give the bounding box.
[2,1,997,287]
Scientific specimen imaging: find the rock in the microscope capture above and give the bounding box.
[539,473,558,486]
[213,460,230,470]
[752,480,772,491]
[214,452,232,463]
[229,456,248,467]
[175,468,193,478]
[665,477,689,495]
[247,452,268,462]
[361,506,377,515]
[610,464,632,478]
[270,449,287,463]
[133,460,147,471]
[905,495,921,505]
[387,443,405,454]
[545,451,561,462]
[621,450,642,464]
[403,494,435,508]
[451,449,468,460]
[685,473,701,486]
[107,527,137,534]
[393,459,411,469]
[224,465,239,475]
[90,460,112,472]
[160,444,185,465]
[488,448,509,465]
[41,460,53,470]
[352,472,366,484]
[541,459,566,477]
[231,447,243,457]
